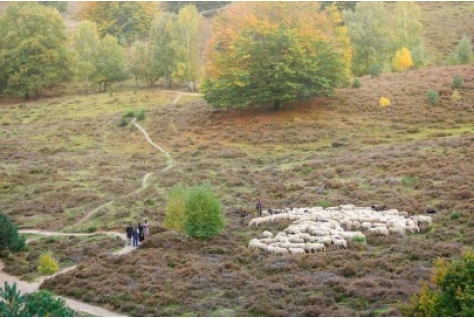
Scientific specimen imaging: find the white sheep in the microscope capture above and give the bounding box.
[332,238,347,249]
[288,247,305,255]
[274,247,289,255]
[388,227,406,237]
[305,243,325,253]
[262,230,273,238]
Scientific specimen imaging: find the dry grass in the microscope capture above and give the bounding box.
[2,64,471,315]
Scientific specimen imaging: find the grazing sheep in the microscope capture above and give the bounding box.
[274,247,289,255]
[352,220,361,229]
[361,222,372,230]
[388,227,406,237]
[305,243,325,253]
[332,238,347,249]
[371,205,387,212]
[267,246,276,254]
[262,230,273,238]
[288,235,305,244]
[340,219,352,230]
[288,247,305,255]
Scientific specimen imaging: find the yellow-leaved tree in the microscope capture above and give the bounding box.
[392,47,413,71]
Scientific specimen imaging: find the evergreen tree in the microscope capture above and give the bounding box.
[0,211,26,255]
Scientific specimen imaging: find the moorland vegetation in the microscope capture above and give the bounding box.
[0,1,474,316]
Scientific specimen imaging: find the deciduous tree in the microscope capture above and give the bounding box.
[203,2,351,110]
[0,2,70,98]
[392,47,413,71]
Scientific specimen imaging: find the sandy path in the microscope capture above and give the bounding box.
[1,109,176,316]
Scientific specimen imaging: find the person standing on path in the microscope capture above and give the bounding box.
[126,223,133,246]
[256,199,263,217]
[138,222,145,242]
[132,226,139,247]
[144,220,150,237]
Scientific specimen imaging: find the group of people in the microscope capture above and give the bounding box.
[126,220,149,247]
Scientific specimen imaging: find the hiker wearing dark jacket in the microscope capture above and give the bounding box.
[126,223,133,246]
[132,227,139,247]
[256,199,263,216]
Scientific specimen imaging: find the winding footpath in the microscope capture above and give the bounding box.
[0,93,197,316]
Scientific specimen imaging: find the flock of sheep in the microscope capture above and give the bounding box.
[247,204,433,255]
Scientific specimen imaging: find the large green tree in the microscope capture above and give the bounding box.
[126,40,148,86]
[0,2,70,99]
[78,2,158,44]
[202,2,351,110]
[148,12,179,88]
[92,35,128,91]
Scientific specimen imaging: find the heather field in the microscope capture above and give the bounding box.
[1,64,473,316]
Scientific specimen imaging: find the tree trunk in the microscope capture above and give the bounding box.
[274,99,282,110]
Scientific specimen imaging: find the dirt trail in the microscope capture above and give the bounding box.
[0,104,177,316]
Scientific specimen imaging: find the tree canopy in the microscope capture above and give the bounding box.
[0,211,26,255]
[202,2,352,110]
[0,2,70,98]
[77,2,158,44]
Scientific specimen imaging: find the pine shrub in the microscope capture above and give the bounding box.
[368,63,383,77]
[351,78,361,88]
[447,35,473,65]
[426,89,440,105]
[0,211,26,255]
[452,75,464,89]
[0,282,75,316]
[183,183,225,240]
[37,251,60,275]
[136,109,146,121]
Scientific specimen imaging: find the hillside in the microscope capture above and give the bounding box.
[1,64,473,316]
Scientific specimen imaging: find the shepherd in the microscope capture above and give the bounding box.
[256,199,263,217]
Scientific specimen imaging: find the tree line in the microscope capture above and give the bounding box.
[0,1,471,107]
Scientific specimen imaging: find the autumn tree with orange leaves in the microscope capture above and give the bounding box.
[202,2,352,110]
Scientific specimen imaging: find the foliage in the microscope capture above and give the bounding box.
[148,12,179,88]
[136,109,146,121]
[0,282,75,316]
[452,74,464,89]
[317,200,333,209]
[368,63,383,77]
[379,97,391,107]
[40,1,68,13]
[0,2,71,98]
[184,183,225,240]
[164,184,187,233]
[164,1,230,13]
[77,2,158,44]
[92,35,128,91]
[0,211,26,255]
[351,78,361,88]
[123,110,135,119]
[451,90,461,102]
[351,234,366,243]
[126,41,148,86]
[173,5,203,91]
[402,249,474,316]
[37,251,60,275]
[392,47,414,71]
[343,2,423,76]
[203,2,351,110]
[449,211,461,220]
[70,21,101,92]
[425,89,440,105]
[447,35,474,65]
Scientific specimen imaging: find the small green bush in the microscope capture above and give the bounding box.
[122,110,135,119]
[351,78,361,88]
[452,75,464,89]
[447,35,473,65]
[426,89,440,105]
[37,251,60,275]
[449,211,461,220]
[368,62,383,77]
[0,211,26,255]
[164,184,187,233]
[317,200,332,209]
[136,109,146,121]
[118,117,129,127]
[351,234,366,243]
[87,225,98,233]
[183,183,225,240]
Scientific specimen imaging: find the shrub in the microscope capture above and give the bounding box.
[87,225,98,233]
[317,200,332,209]
[37,251,60,275]
[425,89,440,105]
[402,248,474,316]
[164,184,187,233]
[368,63,383,77]
[351,78,361,88]
[122,110,135,119]
[183,183,225,240]
[379,97,391,107]
[392,47,413,71]
[0,282,75,316]
[451,90,461,102]
[136,109,146,121]
[351,234,366,243]
[447,35,473,65]
[452,75,464,89]
[0,211,26,255]
[118,117,129,127]
[449,211,461,220]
